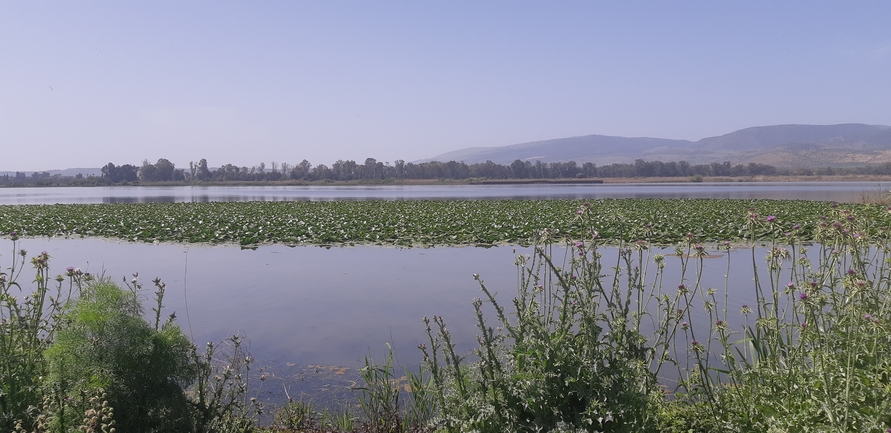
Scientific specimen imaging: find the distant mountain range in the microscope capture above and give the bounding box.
[0,168,103,177]
[421,124,891,168]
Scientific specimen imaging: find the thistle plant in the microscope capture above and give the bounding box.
[421,205,666,432]
[1,237,84,432]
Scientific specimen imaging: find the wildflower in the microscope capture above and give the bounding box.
[792,224,801,230]
[864,314,872,320]
[576,209,583,215]
[9,231,19,241]
[681,321,689,330]
[66,267,76,276]
[799,293,807,301]
[575,241,583,248]
[740,304,752,315]
[765,215,776,222]
[801,323,807,329]
[786,282,795,289]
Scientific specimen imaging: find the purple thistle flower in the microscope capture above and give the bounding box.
[766,215,776,222]
[799,293,808,300]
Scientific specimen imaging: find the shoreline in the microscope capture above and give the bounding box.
[6,173,891,188]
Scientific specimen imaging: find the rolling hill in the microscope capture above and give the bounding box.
[421,124,891,168]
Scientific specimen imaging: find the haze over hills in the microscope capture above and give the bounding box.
[421,124,891,168]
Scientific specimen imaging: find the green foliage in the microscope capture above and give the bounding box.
[44,278,198,432]
[189,334,263,433]
[273,400,316,431]
[355,345,434,433]
[421,217,663,432]
[675,206,891,432]
[357,345,407,433]
[1,198,881,247]
[1,243,82,432]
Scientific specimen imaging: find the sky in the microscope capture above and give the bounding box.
[2,1,891,172]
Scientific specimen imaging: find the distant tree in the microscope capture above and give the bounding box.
[197,159,211,180]
[155,159,176,181]
[510,159,529,178]
[140,159,157,182]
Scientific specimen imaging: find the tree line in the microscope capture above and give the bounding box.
[6,157,891,186]
[102,157,785,182]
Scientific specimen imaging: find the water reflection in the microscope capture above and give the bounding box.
[0,181,886,204]
[7,238,768,375]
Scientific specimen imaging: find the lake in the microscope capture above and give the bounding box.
[0,181,887,204]
[0,183,859,406]
[5,237,763,407]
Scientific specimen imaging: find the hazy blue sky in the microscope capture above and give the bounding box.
[2,1,890,171]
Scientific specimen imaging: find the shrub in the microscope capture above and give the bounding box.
[44,278,198,433]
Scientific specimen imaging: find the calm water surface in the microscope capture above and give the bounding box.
[5,237,765,406]
[0,181,886,204]
[0,183,843,407]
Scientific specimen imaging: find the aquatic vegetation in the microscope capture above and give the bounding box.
[1,198,886,247]
[5,199,891,431]
[421,204,891,432]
